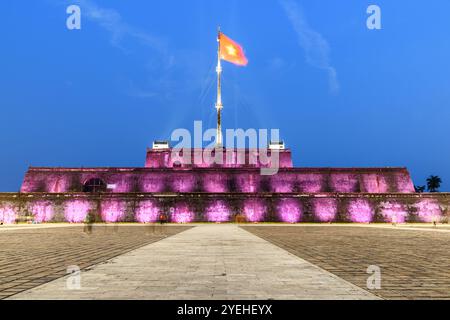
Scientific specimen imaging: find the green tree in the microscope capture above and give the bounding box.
[426,175,442,193]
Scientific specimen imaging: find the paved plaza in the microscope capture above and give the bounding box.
[243,225,450,299]
[0,224,190,299]
[1,223,449,300]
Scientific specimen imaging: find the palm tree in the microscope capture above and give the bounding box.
[414,185,426,193]
[426,175,442,192]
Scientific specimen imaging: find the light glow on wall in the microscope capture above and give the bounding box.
[64,200,91,223]
[244,199,266,222]
[348,199,374,223]
[379,201,408,223]
[277,198,301,223]
[0,205,17,224]
[206,200,231,222]
[330,174,358,193]
[313,198,337,222]
[237,174,260,193]
[414,199,442,222]
[136,200,160,223]
[31,201,55,223]
[101,200,126,222]
[171,203,194,223]
[297,174,323,192]
[203,175,228,193]
[362,174,388,193]
[140,175,166,192]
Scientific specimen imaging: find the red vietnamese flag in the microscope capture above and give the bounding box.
[219,32,248,66]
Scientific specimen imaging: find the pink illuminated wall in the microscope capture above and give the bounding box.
[379,201,408,223]
[330,174,359,193]
[297,174,324,192]
[237,174,260,193]
[136,200,160,223]
[206,200,231,222]
[171,174,196,193]
[313,198,337,222]
[48,175,70,193]
[21,166,417,194]
[414,199,442,222]
[140,174,166,192]
[31,201,55,223]
[0,204,17,224]
[171,203,194,223]
[145,148,294,169]
[107,174,133,193]
[64,200,91,223]
[277,198,301,223]
[244,199,266,222]
[395,173,415,193]
[271,175,295,193]
[203,174,228,193]
[101,200,126,222]
[361,174,389,193]
[348,199,374,223]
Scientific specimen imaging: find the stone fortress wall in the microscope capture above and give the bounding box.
[0,192,448,224]
[0,147,448,224]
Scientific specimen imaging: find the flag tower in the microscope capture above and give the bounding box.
[214,28,248,147]
[215,28,223,146]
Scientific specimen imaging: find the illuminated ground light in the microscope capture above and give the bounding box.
[348,199,374,223]
[206,200,230,222]
[0,205,17,224]
[135,200,160,223]
[31,201,54,223]
[277,199,301,223]
[414,199,442,223]
[244,199,266,222]
[379,201,408,223]
[313,198,337,222]
[64,200,91,223]
[101,200,126,222]
[171,203,194,223]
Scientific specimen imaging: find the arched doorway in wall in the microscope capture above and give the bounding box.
[82,178,107,193]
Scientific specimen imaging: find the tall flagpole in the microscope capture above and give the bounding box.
[215,27,223,147]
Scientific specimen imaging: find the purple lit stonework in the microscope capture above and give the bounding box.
[65,200,91,223]
[171,203,194,223]
[348,199,374,223]
[0,145,448,224]
[136,200,160,223]
[244,199,266,222]
[277,198,302,223]
[101,200,126,223]
[206,200,231,222]
[0,204,17,224]
[414,199,442,223]
[31,201,54,223]
[313,198,337,222]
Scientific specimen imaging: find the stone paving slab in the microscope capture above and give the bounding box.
[242,225,450,300]
[0,225,191,299]
[8,225,377,300]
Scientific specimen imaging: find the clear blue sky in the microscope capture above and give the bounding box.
[1,0,449,191]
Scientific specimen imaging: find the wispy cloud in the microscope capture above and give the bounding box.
[69,0,170,59]
[58,0,192,100]
[280,0,339,93]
